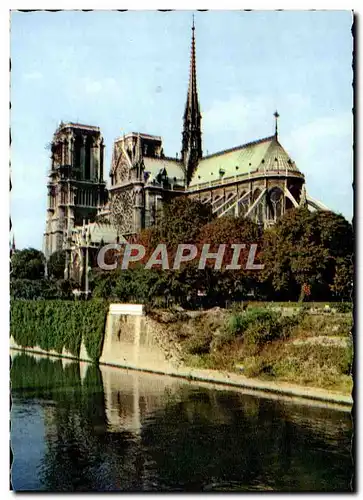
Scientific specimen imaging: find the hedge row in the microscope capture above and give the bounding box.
[10,300,109,362]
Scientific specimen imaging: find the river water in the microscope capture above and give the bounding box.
[10,351,353,492]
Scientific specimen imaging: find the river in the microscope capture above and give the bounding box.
[10,351,353,492]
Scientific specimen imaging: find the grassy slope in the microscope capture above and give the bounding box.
[150,306,353,395]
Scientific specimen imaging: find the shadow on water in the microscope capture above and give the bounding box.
[10,352,353,492]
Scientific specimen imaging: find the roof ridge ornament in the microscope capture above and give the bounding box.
[274,110,280,139]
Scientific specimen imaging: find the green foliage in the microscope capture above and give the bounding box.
[227,313,248,336]
[243,356,273,378]
[10,278,76,300]
[243,320,281,351]
[227,308,281,341]
[237,336,353,393]
[81,300,109,361]
[92,265,200,308]
[91,202,353,306]
[272,342,353,382]
[156,196,213,245]
[292,312,352,338]
[10,300,109,362]
[335,302,353,313]
[330,257,353,301]
[11,248,45,280]
[260,208,353,301]
[11,279,53,300]
[183,308,296,360]
[47,250,67,279]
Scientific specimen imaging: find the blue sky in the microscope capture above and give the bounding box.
[10,10,353,250]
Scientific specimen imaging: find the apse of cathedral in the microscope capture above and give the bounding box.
[43,21,328,268]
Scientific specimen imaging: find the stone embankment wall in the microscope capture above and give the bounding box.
[99,304,182,373]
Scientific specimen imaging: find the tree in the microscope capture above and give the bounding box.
[195,216,262,304]
[156,196,214,246]
[260,208,353,301]
[11,248,45,280]
[330,256,353,301]
[47,250,66,279]
[10,277,75,300]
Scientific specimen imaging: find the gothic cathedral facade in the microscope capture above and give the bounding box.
[43,22,328,261]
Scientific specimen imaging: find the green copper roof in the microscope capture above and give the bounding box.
[190,136,300,186]
[258,139,299,173]
[144,157,185,184]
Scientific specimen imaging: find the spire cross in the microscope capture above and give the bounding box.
[192,14,195,31]
[274,110,280,138]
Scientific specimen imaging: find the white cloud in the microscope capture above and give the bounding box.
[23,71,43,81]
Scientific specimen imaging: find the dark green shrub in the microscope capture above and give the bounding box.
[10,278,75,300]
[82,301,109,361]
[227,308,280,338]
[227,314,247,336]
[243,320,280,349]
[10,300,109,362]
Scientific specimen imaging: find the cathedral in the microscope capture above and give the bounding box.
[43,21,328,284]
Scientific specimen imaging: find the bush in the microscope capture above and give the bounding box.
[277,314,301,336]
[227,313,248,336]
[184,332,213,355]
[243,320,281,350]
[227,309,280,340]
[335,302,353,313]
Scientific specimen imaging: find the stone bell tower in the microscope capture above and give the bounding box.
[43,122,107,258]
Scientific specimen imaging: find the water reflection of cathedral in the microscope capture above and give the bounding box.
[43,22,328,265]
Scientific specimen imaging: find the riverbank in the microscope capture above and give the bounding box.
[9,300,353,407]
[145,305,353,401]
[10,341,352,407]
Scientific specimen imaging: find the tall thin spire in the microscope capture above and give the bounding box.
[181,16,202,185]
[186,15,198,117]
